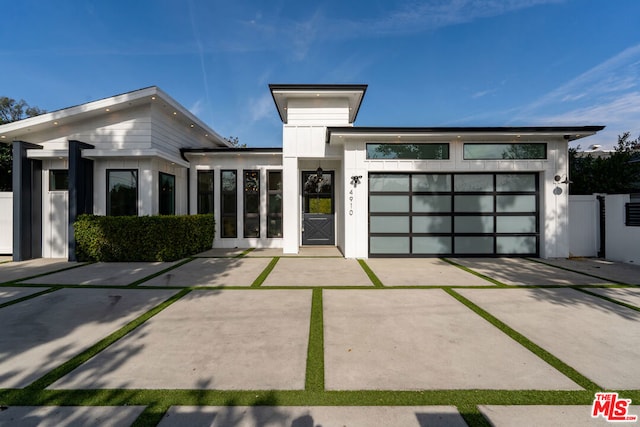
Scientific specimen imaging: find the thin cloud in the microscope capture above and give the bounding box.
[249,93,275,122]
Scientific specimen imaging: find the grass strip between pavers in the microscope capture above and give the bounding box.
[443,288,602,391]
[0,287,59,310]
[22,289,192,392]
[357,259,384,287]
[441,258,508,287]
[128,258,196,287]
[305,288,324,391]
[235,248,255,258]
[251,257,279,287]
[575,287,640,312]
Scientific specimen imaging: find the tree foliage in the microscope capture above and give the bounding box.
[0,97,46,191]
[569,132,640,195]
[224,135,247,148]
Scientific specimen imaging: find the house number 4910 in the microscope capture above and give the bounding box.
[349,190,354,215]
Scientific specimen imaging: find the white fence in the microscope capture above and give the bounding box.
[0,192,12,254]
[569,194,640,265]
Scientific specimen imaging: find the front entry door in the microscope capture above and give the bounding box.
[302,170,335,245]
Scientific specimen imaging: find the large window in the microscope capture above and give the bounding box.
[159,172,175,215]
[268,171,283,238]
[243,170,260,238]
[463,143,546,160]
[107,169,138,216]
[197,170,214,214]
[220,170,237,238]
[367,143,449,160]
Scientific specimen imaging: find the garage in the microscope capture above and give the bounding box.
[369,172,539,257]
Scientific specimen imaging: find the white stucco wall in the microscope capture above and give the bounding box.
[605,194,640,264]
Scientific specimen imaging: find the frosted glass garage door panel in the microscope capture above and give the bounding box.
[370,216,409,233]
[412,195,451,212]
[413,236,452,254]
[370,196,409,212]
[454,236,494,254]
[412,174,451,192]
[370,237,410,254]
[454,174,493,192]
[369,174,410,192]
[497,236,536,254]
[412,216,452,233]
[496,195,536,212]
[496,216,536,233]
[496,174,536,191]
[454,216,494,233]
[454,195,494,212]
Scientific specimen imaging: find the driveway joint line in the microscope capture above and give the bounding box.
[0,287,59,310]
[357,259,384,287]
[2,262,95,286]
[127,257,196,287]
[251,257,280,287]
[441,258,508,287]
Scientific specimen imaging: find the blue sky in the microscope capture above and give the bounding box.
[2,0,639,149]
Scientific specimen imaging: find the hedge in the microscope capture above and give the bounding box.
[74,214,215,262]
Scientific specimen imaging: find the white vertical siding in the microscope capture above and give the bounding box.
[0,193,12,254]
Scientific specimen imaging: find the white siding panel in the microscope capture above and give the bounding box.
[0,193,12,254]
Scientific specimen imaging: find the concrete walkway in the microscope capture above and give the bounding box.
[0,253,638,426]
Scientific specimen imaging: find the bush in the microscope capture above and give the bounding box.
[74,214,215,262]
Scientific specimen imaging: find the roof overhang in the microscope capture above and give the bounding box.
[326,126,606,144]
[269,84,367,124]
[0,86,231,148]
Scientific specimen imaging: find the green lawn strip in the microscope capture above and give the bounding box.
[128,258,196,287]
[444,288,602,391]
[0,287,59,310]
[357,259,384,287]
[305,289,324,391]
[251,257,280,287]
[457,404,492,427]
[131,401,171,427]
[526,258,629,286]
[0,389,608,409]
[23,289,192,392]
[234,248,255,258]
[0,262,95,286]
[575,288,640,312]
[441,258,508,287]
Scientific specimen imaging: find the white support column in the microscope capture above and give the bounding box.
[282,156,299,254]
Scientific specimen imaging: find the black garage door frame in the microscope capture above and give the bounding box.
[368,172,540,257]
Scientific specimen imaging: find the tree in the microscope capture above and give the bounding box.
[224,135,247,148]
[569,132,640,195]
[0,97,46,191]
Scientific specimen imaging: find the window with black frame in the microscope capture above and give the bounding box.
[159,172,175,215]
[197,170,214,214]
[220,170,237,238]
[244,170,260,238]
[267,170,283,238]
[107,169,138,216]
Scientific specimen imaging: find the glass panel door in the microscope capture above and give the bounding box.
[302,171,334,245]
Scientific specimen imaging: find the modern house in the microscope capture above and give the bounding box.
[0,84,604,261]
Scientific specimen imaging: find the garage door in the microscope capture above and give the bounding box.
[369,173,539,257]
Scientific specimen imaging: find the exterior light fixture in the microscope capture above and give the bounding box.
[316,166,323,179]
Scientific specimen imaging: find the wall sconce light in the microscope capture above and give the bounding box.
[350,175,362,186]
[316,166,323,179]
[554,174,572,184]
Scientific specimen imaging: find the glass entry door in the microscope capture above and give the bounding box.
[302,170,335,245]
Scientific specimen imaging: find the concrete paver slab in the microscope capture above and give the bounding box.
[587,287,640,308]
[194,248,247,257]
[539,258,640,285]
[20,262,180,286]
[141,258,272,287]
[457,288,640,389]
[158,405,467,427]
[245,248,283,257]
[0,406,146,427]
[323,289,580,390]
[51,290,312,390]
[0,288,177,388]
[449,258,610,286]
[479,405,640,427]
[0,287,49,305]
[365,258,494,286]
[0,259,77,283]
[262,258,373,287]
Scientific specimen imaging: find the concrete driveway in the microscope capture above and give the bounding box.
[1,251,639,426]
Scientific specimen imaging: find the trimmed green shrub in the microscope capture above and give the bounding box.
[74,214,215,262]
